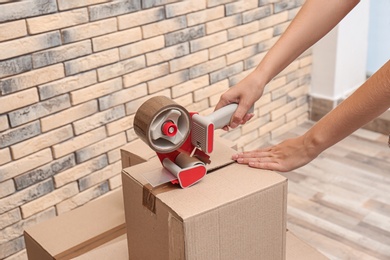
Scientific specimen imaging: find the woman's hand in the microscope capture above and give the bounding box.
[215,71,265,129]
[232,135,320,172]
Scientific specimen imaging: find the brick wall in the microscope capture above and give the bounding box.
[0,0,310,259]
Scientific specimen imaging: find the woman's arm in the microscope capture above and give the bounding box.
[216,0,360,128]
[233,60,390,172]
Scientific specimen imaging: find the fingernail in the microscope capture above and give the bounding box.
[230,122,238,128]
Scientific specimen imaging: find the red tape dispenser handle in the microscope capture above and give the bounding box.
[191,103,238,154]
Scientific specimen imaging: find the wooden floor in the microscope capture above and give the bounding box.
[268,121,390,260]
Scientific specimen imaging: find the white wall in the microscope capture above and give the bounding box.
[310,27,338,100]
[335,2,369,96]
[311,1,370,101]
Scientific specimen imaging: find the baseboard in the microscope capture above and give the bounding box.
[310,96,389,135]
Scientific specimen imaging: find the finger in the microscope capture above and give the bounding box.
[232,149,271,159]
[239,113,254,125]
[248,161,284,171]
[236,156,275,164]
[230,104,250,128]
[243,113,254,123]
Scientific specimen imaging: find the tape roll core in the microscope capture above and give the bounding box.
[134,96,190,153]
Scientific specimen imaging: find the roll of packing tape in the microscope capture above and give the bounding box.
[175,153,205,168]
[134,96,191,153]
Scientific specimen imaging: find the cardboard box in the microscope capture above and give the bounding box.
[122,140,288,259]
[24,189,125,260]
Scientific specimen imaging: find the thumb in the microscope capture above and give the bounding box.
[214,98,230,111]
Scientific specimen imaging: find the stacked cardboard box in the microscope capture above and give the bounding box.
[24,139,327,259]
[24,189,125,260]
[122,140,287,259]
